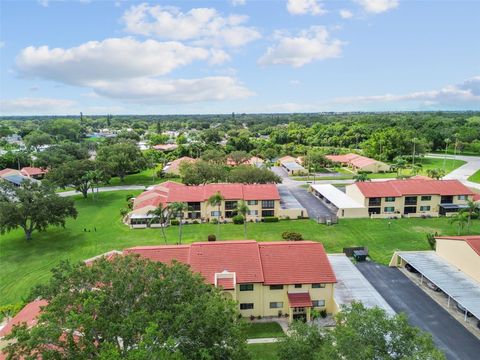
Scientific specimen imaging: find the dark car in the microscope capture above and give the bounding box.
[456,303,473,317]
[477,320,480,330]
[426,281,441,292]
[405,263,419,273]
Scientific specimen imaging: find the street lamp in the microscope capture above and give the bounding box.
[443,138,451,171]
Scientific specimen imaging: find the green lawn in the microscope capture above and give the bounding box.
[106,167,180,187]
[468,170,480,184]
[1,191,479,306]
[244,322,284,339]
[247,343,279,360]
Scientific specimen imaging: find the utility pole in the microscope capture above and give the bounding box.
[443,138,451,172]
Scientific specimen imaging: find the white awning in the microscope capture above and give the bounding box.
[310,184,365,209]
[396,251,480,320]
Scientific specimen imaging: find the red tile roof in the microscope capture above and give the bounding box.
[259,242,336,285]
[153,144,178,151]
[435,236,480,257]
[164,157,196,174]
[226,156,264,166]
[217,277,235,290]
[0,168,19,177]
[20,167,47,177]
[355,179,474,198]
[473,194,480,202]
[326,153,385,169]
[287,292,312,308]
[0,300,48,338]
[133,182,280,210]
[125,240,336,286]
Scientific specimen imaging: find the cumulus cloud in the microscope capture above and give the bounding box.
[286,0,326,15]
[258,26,344,67]
[0,97,77,115]
[15,37,252,104]
[354,0,399,14]
[339,9,354,19]
[330,76,480,108]
[16,37,215,85]
[92,77,253,103]
[122,4,260,47]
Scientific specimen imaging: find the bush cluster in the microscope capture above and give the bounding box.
[282,231,303,241]
[263,217,279,223]
[232,215,245,224]
[170,219,180,226]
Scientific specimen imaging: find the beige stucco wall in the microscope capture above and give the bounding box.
[345,185,367,207]
[436,239,480,283]
[337,207,369,218]
[357,162,391,173]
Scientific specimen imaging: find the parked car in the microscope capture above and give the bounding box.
[456,303,473,317]
[426,281,441,292]
[477,320,480,330]
[405,263,419,273]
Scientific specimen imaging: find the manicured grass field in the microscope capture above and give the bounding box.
[1,191,479,306]
[244,322,284,339]
[468,170,480,184]
[105,167,180,187]
[247,343,279,360]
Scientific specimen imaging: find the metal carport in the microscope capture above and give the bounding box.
[392,251,480,321]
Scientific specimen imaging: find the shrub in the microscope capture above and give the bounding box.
[210,218,219,224]
[232,215,244,224]
[426,233,436,250]
[0,303,23,322]
[282,231,303,241]
[170,219,180,226]
[120,208,129,217]
[208,234,216,242]
[263,216,279,223]
[125,194,134,202]
[192,220,199,224]
[320,309,327,318]
[250,315,255,321]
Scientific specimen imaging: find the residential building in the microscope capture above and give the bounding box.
[278,156,306,175]
[125,240,337,321]
[162,156,196,176]
[0,168,39,186]
[126,181,303,227]
[326,153,390,173]
[153,144,178,152]
[346,179,474,218]
[20,167,47,179]
[226,156,264,167]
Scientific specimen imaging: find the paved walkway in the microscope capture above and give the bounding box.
[58,185,146,197]
[247,338,278,344]
[426,153,480,190]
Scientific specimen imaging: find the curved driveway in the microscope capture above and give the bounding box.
[426,153,480,190]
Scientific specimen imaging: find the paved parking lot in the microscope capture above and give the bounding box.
[288,186,335,219]
[356,261,480,360]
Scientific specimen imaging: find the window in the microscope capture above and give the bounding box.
[247,200,258,205]
[441,195,453,204]
[225,211,238,218]
[420,196,432,201]
[384,206,395,213]
[239,284,254,291]
[188,202,201,211]
[312,283,326,288]
[269,285,284,290]
[294,284,302,288]
[225,201,237,210]
[404,206,417,214]
[420,206,431,212]
[458,195,467,200]
[240,303,254,310]
[404,196,417,205]
[312,300,325,308]
[269,302,283,309]
[368,197,381,206]
[262,210,275,217]
[368,207,381,215]
[187,212,201,219]
[248,210,258,216]
[385,197,395,202]
[211,211,221,217]
[262,200,275,209]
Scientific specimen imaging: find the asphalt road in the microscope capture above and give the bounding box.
[288,186,334,219]
[356,261,480,360]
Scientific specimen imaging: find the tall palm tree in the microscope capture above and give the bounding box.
[147,206,169,244]
[167,202,189,244]
[449,211,469,235]
[393,157,407,176]
[464,200,479,234]
[85,169,104,200]
[353,172,370,182]
[236,200,250,239]
[208,191,224,240]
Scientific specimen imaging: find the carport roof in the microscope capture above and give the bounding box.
[310,184,365,209]
[396,251,480,320]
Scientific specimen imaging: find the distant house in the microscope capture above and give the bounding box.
[346,179,474,218]
[0,168,39,186]
[125,240,337,321]
[20,167,48,179]
[278,156,306,175]
[162,156,197,176]
[153,144,178,152]
[226,156,264,167]
[326,153,390,173]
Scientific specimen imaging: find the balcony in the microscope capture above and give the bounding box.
[368,198,381,207]
[404,196,417,206]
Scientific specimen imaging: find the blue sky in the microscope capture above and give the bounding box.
[1,0,479,115]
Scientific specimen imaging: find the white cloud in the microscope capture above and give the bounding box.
[231,0,246,6]
[15,37,252,105]
[258,26,344,67]
[122,4,260,47]
[16,37,215,86]
[330,76,480,108]
[354,0,399,14]
[0,97,76,115]
[286,0,326,15]
[340,9,354,19]
[92,77,254,103]
[38,0,49,7]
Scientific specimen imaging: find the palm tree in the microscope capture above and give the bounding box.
[353,172,370,182]
[411,164,422,175]
[426,168,445,180]
[393,157,407,176]
[236,200,250,239]
[167,202,189,244]
[147,206,169,244]
[464,200,479,233]
[85,169,104,200]
[449,211,469,235]
[208,191,224,240]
